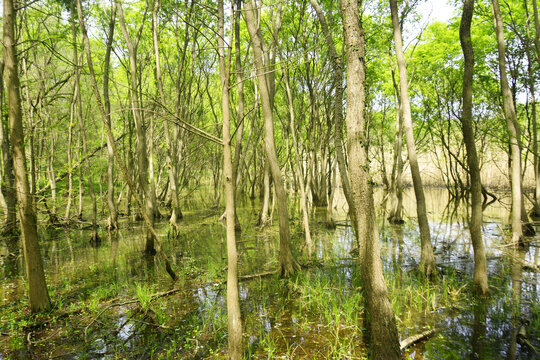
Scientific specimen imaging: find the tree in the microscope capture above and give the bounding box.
[4,0,51,312]
[460,0,489,295]
[492,0,524,245]
[0,60,17,235]
[390,0,437,278]
[218,1,243,356]
[116,0,157,253]
[340,0,401,357]
[244,0,299,277]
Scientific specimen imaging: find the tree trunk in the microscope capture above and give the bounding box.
[116,1,156,253]
[258,160,271,226]
[390,0,437,278]
[0,60,17,235]
[103,5,118,230]
[340,0,401,357]
[459,0,489,295]
[309,0,356,232]
[64,86,75,220]
[244,0,298,277]
[152,0,182,232]
[4,0,51,312]
[284,69,313,255]
[71,0,98,239]
[218,1,243,357]
[231,0,245,231]
[492,0,524,245]
[387,97,405,224]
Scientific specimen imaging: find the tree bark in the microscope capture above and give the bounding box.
[244,0,299,277]
[0,60,17,235]
[390,0,437,278]
[103,5,118,230]
[4,0,51,312]
[340,0,401,357]
[387,93,405,224]
[459,0,489,295]
[218,1,243,357]
[492,0,524,245]
[231,0,245,231]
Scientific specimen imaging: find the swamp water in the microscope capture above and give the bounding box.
[0,188,538,359]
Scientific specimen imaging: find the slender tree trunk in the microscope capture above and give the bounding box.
[340,0,401,357]
[19,36,36,213]
[116,1,156,253]
[103,5,118,230]
[258,160,271,226]
[152,0,181,232]
[532,0,540,60]
[64,89,75,220]
[309,0,356,232]
[522,0,540,217]
[387,98,405,224]
[218,2,243,357]
[244,0,298,277]
[0,61,17,235]
[231,0,245,231]
[47,134,59,224]
[284,70,313,255]
[492,0,524,245]
[390,0,437,278]
[79,106,99,242]
[71,0,98,239]
[76,0,177,281]
[4,0,51,312]
[77,130,83,219]
[459,0,489,295]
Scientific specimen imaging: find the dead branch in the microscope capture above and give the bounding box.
[400,329,437,351]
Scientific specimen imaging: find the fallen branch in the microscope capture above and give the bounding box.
[239,270,278,281]
[400,329,437,351]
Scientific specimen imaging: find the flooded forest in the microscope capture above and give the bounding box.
[1,0,539,358]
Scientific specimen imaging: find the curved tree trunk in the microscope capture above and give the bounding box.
[4,0,51,312]
[218,2,243,357]
[340,0,401,358]
[390,0,437,278]
[459,0,489,295]
[244,0,298,277]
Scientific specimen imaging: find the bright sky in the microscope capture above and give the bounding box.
[419,0,457,24]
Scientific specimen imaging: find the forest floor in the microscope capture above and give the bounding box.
[0,188,539,359]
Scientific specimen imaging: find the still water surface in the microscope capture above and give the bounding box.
[0,188,538,359]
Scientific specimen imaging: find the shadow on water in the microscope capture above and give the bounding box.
[0,188,538,359]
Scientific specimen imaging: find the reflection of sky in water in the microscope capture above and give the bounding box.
[1,188,537,359]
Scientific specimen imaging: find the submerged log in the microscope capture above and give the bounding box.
[400,329,437,351]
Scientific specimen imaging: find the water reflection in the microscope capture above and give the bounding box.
[0,188,538,359]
